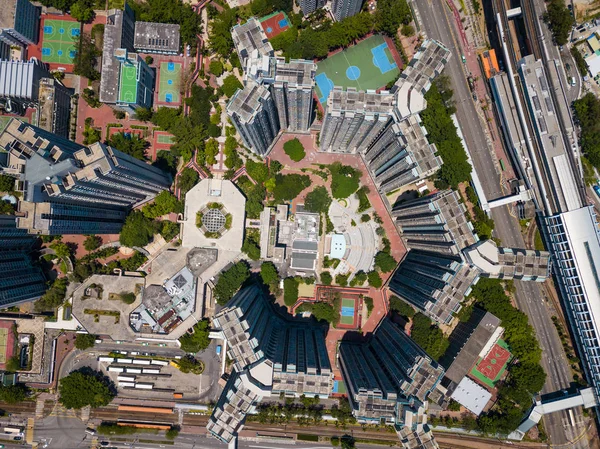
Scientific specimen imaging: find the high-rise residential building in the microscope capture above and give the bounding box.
[299,0,326,15]
[208,284,332,443]
[231,18,273,67]
[0,215,46,307]
[227,81,280,156]
[17,201,128,235]
[44,142,171,208]
[0,119,83,202]
[392,190,478,256]
[99,5,136,106]
[362,115,441,193]
[37,77,74,138]
[331,0,363,22]
[320,87,395,153]
[272,58,316,132]
[0,0,40,47]
[339,318,443,446]
[389,190,551,324]
[389,250,480,325]
[0,59,50,112]
[393,40,451,119]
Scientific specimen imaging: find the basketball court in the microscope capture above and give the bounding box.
[260,11,290,40]
[41,19,80,65]
[340,298,356,326]
[315,35,400,104]
[118,64,138,104]
[158,62,182,105]
[470,339,512,389]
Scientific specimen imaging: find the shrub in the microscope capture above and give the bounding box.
[284,277,299,306]
[320,271,332,285]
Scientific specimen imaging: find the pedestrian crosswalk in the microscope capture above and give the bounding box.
[49,403,78,418]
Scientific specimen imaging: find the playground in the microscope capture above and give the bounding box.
[315,35,400,104]
[340,297,356,326]
[470,340,513,389]
[158,61,182,105]
[259,11,290,40]
[41,19,80,65]
[118,64,138,104]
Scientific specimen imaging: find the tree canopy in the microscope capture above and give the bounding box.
[107,132,148,160]
[177,168,200,196]
[0,384,27,404]
[0,175,15,192]
[83,235,102,252]
[367,271,383,288]
[374,0,412,36]
[410,313,448,360]
[73,32,100,80]
[420,77,471,188]
[320,271,332,285]
[389,296,415,320]
[75,333,96,350]
[573,93,600,170]
[142,191,184,218]
[329,163,360,199]
[260,261,279,287]
[544,0,574,46]
[119,210,157,248]
[222,74,243,98]
[214,261,250,305]
[304,186,332,213]
[59,368,115,409]
[374,251,397,273]
[283,138,306,162]
[272,174,311,203]
[179,319,211,353]
[35,278,68,312]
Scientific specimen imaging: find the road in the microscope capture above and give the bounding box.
[413,0,589,447]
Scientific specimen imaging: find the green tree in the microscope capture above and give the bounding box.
[242,230,261,260]
[272,174,311,203]
[166,427,180,440]
[367,270,382,288]
[544,0,574,46]
[214,261,250,305]
[0,384,27,404]
[205,138,219,166]
[389,295,415,319]
[283,138,306,162]
[208,8,238,58]
[5,356,20,372]
[574,93,600,169]
[179,319,211,353]
[160,221,180,241]
[145,55,154,65]
[320,271,332,285]
[246,160,270,184]
[51,241,72,260]
[284,277,299,306]
[374,0,412,36]
[329,163,360,199]
[209,60,224,76]
[83,235,102,252]
[35,278,68,311]
[374,251,397,273]
[0,175,15,192]
[410,313,449,360]
[335,273,349,286]
[70,0,95,22]
[143,191,184,218]
[75,333,96,350]
[304,186,332,213]
[177,168,199,196]
[222,74,243,97]
[119,210,157,248]
[260,262,279,286]
[59,368,115,409]
[73,32,100,80]
[135,107,153,122]
[107,132,148,160]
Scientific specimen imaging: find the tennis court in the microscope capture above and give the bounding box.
[340,298,356,326]
[41,19,80,65]
[260,11,290,39]
[119,64,138,104]
[157,134,176,144]
[470,339,512,389]
[158,62,182,104]
[332,380,347,394]
[315,35,400,104]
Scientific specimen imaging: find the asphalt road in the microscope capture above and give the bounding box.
[414,0,589,447]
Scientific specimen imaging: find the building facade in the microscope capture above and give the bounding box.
[0,59,50,113]
[208,284,332,443]
[320,87,395,153]
[37,77,73,138]
[339,318,444,446]
[331,0,363,21]
[299,0,326,15]
[227,82,280,156]
[0,215,46,307]
[272,58,316,132]
[0,0,40,47]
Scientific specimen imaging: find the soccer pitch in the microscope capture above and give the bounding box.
[315,35,400,104]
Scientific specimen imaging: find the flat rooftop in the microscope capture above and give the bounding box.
[275,58,316,88]
[327,87,395,115]
[134,22,180,53]
[231,17,273,62]
[227,81,271,124]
